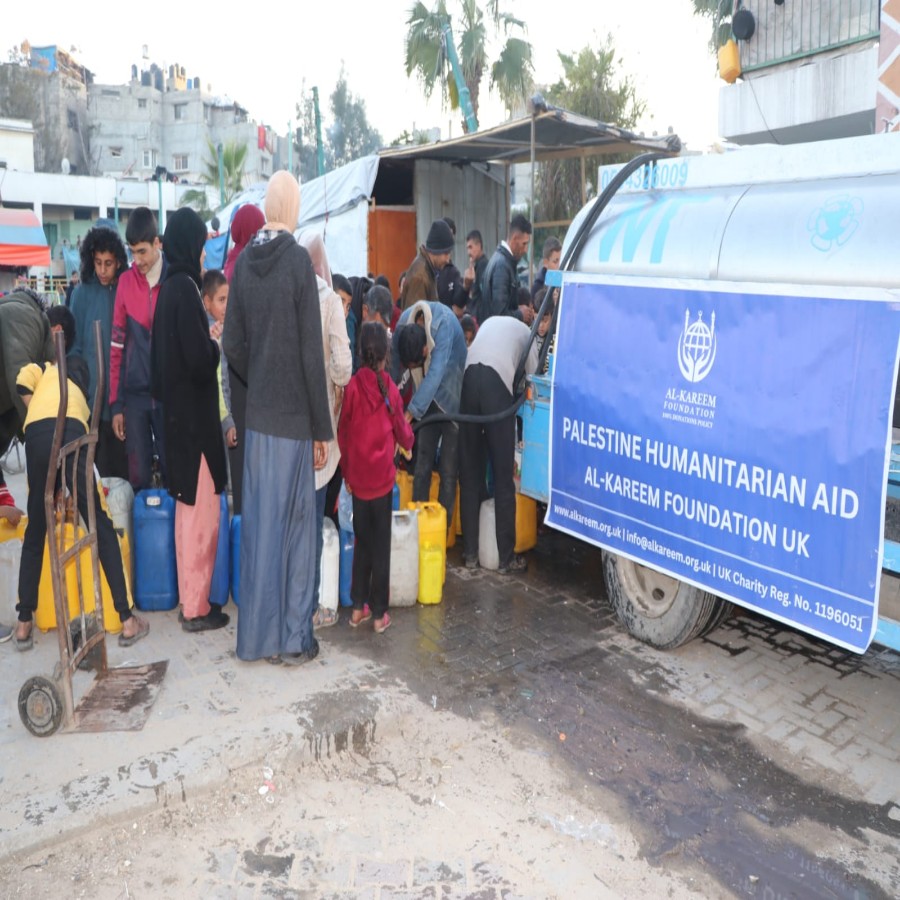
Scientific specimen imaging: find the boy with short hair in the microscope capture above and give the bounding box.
[70,220,129,479]
[109,207,166,490]
[201,269,237,449]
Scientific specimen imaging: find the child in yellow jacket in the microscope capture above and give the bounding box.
[11,306,149,651]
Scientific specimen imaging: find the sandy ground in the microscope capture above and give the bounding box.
[0,687,718,899]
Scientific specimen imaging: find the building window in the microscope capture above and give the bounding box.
[142,149,157,169]
[110,147,123,158]
[67,110,78,129]
[173,154,189,171]
[174,103,187,120]
[203,104,211,123]
[260,157,270,174]
[102,88,120,97]
[138,98,147,109]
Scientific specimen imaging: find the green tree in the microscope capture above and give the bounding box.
[535,39,646,227]
[404,0,534,131]
[180,139,248,216]
[691,0,734,51]
[295,84,320,183]
[327,68,383,168]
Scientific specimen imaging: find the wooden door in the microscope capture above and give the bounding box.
[367,207,417,298]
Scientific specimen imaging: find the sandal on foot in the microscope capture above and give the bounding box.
[312,606,338,629]
[349,605,372,628]
[118,616,149,648]
[14,622,33,652]
[373,612,391,634]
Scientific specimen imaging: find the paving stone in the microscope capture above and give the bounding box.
[412,857,467,885]
[355,857,410,887]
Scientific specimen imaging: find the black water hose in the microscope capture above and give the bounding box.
[412,150,675,431]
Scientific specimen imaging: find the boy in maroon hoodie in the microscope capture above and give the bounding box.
[337,322,414,633]
[110,207,166,490]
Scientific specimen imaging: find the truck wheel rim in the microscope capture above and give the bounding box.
[618,558,680,618]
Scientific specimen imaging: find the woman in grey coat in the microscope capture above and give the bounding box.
[223,171,332,665]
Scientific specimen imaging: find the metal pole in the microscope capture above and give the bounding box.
[529,112,536,285]
[157,175,164,234]
[313,87,325,176]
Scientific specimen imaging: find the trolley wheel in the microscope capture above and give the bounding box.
[18,676,64,737]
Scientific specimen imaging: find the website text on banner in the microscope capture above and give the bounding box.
[544,276,900,653]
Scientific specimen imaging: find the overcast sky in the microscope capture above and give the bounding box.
[6,1,721,150]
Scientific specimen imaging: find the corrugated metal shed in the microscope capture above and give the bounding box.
[379,108,681,166]
[411,159,507,255]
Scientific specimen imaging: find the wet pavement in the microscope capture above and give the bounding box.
[1,524,899,898]
[323,531,900,899]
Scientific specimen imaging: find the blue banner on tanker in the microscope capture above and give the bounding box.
[545,275,900,652]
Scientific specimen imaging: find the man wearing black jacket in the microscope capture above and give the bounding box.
[435,217,467,317]
[477,214,534,325]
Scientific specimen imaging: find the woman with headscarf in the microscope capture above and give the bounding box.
[223,204,265,283]
[222,204,265,514]
[151,207,229,633]
[299,232,352,629]
[223,172,332,665]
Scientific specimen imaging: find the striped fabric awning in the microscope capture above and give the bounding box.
[0,209,51,267]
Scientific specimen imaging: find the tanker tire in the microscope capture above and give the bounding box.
[695,597,735,639]
[602,551,722,650]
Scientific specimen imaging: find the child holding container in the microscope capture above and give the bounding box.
[337,322,414,633]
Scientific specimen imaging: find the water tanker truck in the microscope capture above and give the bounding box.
[520,131,900,655]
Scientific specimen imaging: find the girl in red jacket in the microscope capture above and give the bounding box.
[338,322,414,633]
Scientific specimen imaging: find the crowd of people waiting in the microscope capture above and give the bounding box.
[0,171,563,666]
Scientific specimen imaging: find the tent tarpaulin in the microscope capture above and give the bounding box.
[0,210,51,267]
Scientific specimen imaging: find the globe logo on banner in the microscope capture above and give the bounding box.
[677,309,716,383]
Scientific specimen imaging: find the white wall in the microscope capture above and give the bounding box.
[719,44,878,144]
[0,119,36,172]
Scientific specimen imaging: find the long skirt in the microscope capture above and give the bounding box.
[237,429,317,660]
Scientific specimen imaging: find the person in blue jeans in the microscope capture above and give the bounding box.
[391,300,467,526]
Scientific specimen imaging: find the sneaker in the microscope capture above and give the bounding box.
[182,608,230,632]
[283,639,320,666]
[0,622,12,643]
[373,612,392,634]
[497,554,528,575]
[464,556,479,570]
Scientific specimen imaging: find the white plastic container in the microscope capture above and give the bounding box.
[319,517,340,612]
[101,476,134,551]
[0,520,25,621]
[389,509,419,607]
[479,499,500,571]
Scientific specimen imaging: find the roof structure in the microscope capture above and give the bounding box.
[0,209,51,267]
[378,107,682,166]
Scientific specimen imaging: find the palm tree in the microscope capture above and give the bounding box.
[404,0,534,130]
[691,0,735,51]
[180,139,249,217]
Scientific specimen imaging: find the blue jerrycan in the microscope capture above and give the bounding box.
[210,492,230,607]
[339,528,354,607]
[133,488,178,611]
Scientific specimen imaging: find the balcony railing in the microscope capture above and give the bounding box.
[737,0,880,72]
